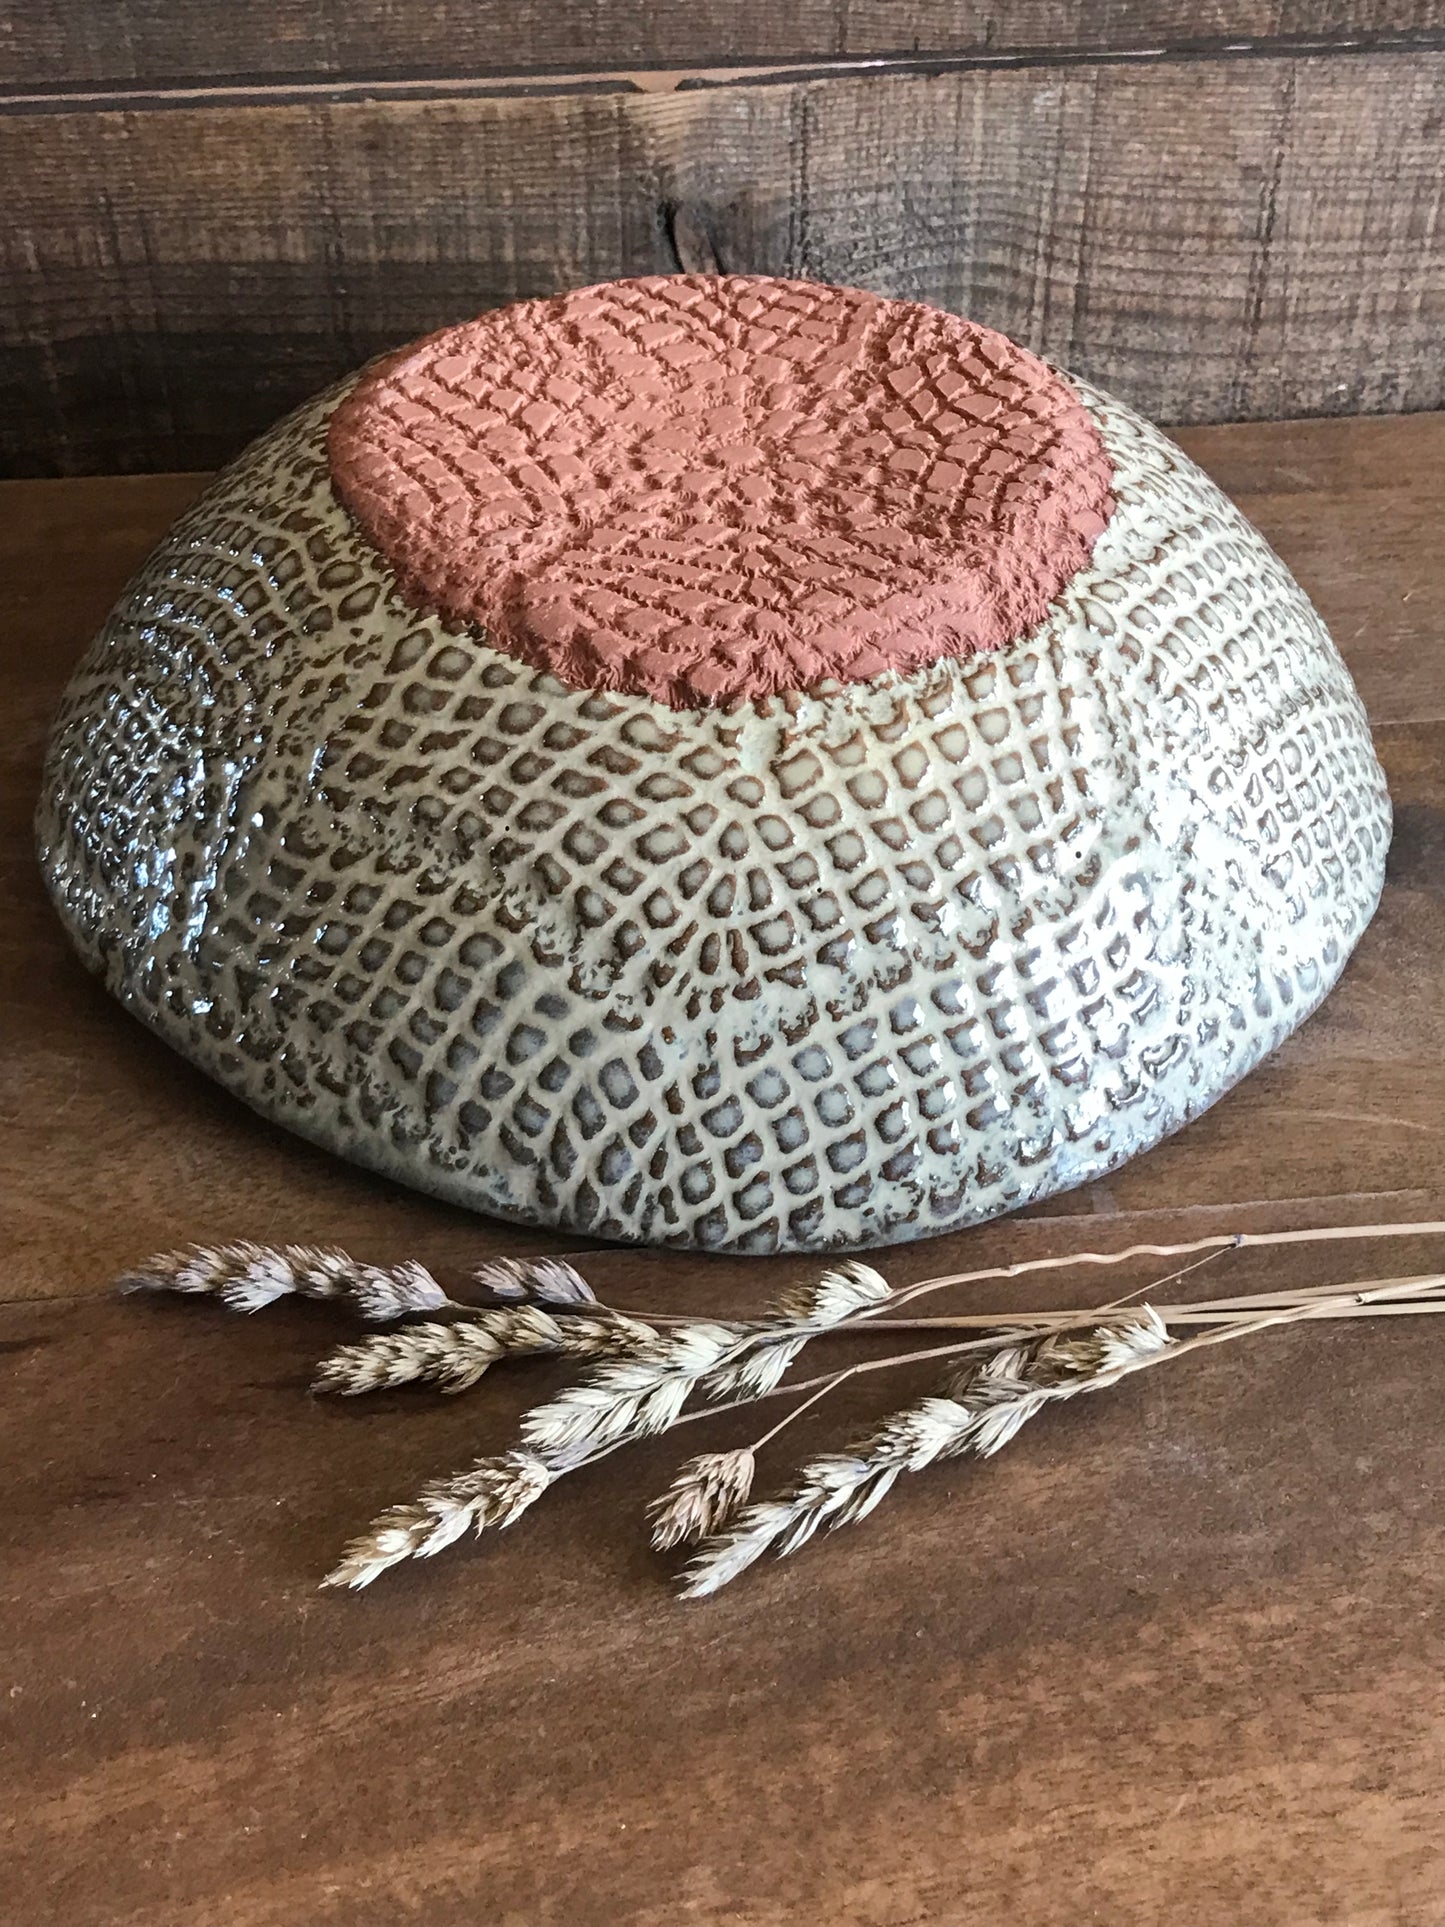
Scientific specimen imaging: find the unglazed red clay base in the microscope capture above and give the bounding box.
[327,281,1113,706]
[38,276,1390,1254]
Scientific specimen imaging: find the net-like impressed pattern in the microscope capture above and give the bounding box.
[327,276,1114,707]
[38,376,1390,1253]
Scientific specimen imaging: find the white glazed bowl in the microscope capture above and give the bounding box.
[38,356,1389,1253]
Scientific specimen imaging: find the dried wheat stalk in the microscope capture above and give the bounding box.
[121,1242,617,1324]
[682,1272,1445,1594]
[494,1262,894,1470]
[120,1222,1445,1598]
[699,1262,892,1397]
[119,1240,454,1319]
[680,1312,1171,1595]
[323,1451,553,1590]
[313,1308,659,1395]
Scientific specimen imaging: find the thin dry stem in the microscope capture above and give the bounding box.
[863,1221,1445,1322]
[847,1270,1445,1335]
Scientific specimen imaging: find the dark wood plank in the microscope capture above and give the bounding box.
[3,1,1442,89]
[4,414,1445,1923]
[4,51,1445,475]
[5,1213,1445,1927]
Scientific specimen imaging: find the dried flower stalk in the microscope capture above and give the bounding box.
[313,1308,659,1396]
[323,1451,553,1589]
[118,1222,1445,1597]
[119,1240,453,1319]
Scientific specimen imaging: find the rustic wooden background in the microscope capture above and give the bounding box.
[3,6,1445,470]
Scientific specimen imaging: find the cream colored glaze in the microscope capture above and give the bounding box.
[38,371,1390,1253]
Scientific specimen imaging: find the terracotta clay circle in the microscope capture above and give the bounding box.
[327,275,1115,709]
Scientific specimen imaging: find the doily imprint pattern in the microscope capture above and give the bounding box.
[39,373,1389,1252]
[327,276,1114,709]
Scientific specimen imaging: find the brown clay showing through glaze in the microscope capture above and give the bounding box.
[39,368,1390,1255]
[326,276,1115,709]
[37,277,1389,1255]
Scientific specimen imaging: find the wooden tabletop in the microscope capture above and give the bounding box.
[4,415,1445,1925]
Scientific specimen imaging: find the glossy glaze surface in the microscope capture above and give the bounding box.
[38,327,1390,1253]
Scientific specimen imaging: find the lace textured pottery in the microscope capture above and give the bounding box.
[38,275,1390,1254]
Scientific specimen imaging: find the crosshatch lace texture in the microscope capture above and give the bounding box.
[327,276,1115,709]
[38,294,1389,1253]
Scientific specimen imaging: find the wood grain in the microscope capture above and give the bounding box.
[4,1,1442,89]
[4,51,1445,475]
[8,1249,1445,1927]
[3,412,1444,1924]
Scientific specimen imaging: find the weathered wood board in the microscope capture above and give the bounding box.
[4,49,1445,472]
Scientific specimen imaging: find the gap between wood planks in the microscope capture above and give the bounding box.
[4,29,1445,116]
